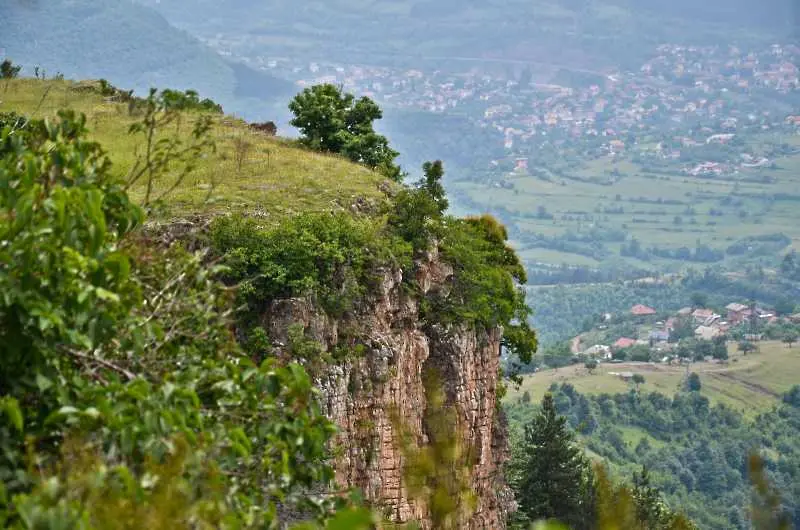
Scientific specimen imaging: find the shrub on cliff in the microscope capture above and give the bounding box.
[432,214,537,364]
[210,212,412,319]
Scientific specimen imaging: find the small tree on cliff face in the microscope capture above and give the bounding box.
[388,160,449,250]
[510,393,593,528]
[288,83,402,180]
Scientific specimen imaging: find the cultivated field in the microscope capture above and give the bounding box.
[452,137,800,271]
[507,341,800,415]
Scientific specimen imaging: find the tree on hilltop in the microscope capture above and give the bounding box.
[1,59,22,79]
[289,83,402,180]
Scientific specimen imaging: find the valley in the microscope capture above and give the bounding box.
[507,340,800,415]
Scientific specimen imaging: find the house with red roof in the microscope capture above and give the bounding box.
[631,304,657,317]
[613,337,637,350]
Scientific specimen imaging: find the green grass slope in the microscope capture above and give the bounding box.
[0,0,294,119]
[507,340,800,416]
[0,78,390,218]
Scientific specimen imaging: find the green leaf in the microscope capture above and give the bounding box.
[82,407,101,419]
[324,508,375,530]
[2,398,23,432]
[94,287,120,303]
[35,373,53,392]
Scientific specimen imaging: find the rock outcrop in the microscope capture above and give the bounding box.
[265,250,512,529]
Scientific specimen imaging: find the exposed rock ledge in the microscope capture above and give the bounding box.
[264,249,512,529]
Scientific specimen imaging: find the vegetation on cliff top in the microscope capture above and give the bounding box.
[0,70,538,528]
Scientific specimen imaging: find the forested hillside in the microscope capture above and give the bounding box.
[506,382,800,529]
[0,0,293,119]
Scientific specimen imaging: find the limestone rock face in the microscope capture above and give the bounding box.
[265,250,512,529]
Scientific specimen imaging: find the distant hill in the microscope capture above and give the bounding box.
[0,0,295,120]
[135,0,796,71]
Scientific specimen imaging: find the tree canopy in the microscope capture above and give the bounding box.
[510,393,594,528]
[289,84,402,180]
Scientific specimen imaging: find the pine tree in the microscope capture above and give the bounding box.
[512,393,593,528]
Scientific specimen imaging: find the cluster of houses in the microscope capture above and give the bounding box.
[242,42,800,168]
[577,301,790,363]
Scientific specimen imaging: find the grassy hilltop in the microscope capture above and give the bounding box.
[0,78,390,218]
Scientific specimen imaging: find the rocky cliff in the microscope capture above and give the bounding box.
[264,249,513,529]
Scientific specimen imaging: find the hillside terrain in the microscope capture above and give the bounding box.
[0,78,386,218]
[505,339,800,529]
[138,0,795,71]
[1,73,539,528]
[3,59,799,528]
[508,340,800,415]
[505,374,800,529]
[5,0,800,348]
[0,0,294,119]
[129,1,800,346]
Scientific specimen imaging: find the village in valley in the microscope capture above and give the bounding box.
[569,298,800,370]
[246,42,800,174]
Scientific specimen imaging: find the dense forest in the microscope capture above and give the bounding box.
[506,383,800,529]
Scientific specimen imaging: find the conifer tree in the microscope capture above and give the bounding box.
[512,393,593,528]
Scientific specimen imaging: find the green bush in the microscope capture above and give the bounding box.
[0,110,362,529]
[429,214,537,364]
[210,212,412,318]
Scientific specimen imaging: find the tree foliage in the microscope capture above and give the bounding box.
[509,393,594,528]
[506,383,800,529]
[288,84,402,180]
[1,59,22,80]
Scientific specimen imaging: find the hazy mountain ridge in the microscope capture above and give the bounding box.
[136,0,797,71]
[0,0,294,119]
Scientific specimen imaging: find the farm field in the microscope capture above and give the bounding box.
[506,340,800,416]
[451,147,800,273]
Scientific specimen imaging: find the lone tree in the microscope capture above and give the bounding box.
[632,373,646,391]
[738,340,757,356]
[686,372,702,392]
[511,393,594,529]
[691,292,708,308]
[288,84,402,180]
[585,359,598,375]
[1,59,22,79]
[783,331,799,349]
